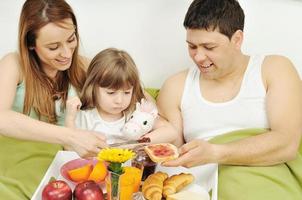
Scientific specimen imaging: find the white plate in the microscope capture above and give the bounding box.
[166,183,210,200]
[156,164,217,200]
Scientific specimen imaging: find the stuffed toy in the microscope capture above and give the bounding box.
[122,98,158,140]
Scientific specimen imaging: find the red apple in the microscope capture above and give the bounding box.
[42,180,72,200]
[74,180,104,200]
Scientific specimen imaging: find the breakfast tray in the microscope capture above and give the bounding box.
[32,150,217,200]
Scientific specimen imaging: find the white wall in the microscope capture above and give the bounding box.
[240,0,302,80]
[0,0,301,88]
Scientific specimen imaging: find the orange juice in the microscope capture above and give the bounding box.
[123,166,142,192]
[120,173,134,200]
[106,170,136,200]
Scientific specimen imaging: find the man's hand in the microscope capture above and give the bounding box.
[162,139,217,168]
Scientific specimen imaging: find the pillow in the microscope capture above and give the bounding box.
[145,88,160,100]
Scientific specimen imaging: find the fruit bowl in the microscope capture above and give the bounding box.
[60,158,107,184]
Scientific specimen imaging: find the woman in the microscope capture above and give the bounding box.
[0,0,106,199]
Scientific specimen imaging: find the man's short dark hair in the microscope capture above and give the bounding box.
[184,0,245,39]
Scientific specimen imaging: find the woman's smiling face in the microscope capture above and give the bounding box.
[33,18,77,78]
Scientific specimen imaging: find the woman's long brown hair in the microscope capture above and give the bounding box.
[81,48,145,117]
[19,0,86,124]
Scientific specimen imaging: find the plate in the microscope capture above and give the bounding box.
[156,164,218,200]
[60,158,99,184]
[186,183,210,200]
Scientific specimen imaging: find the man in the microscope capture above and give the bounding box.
[157,0,302,199]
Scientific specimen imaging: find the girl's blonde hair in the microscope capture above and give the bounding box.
[19,0,86,124]
[81,48,145,115]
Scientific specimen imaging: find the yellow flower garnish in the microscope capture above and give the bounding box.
[97,148,135,163]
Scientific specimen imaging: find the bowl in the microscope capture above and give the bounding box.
[60,158,100,184]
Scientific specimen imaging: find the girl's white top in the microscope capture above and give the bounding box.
[75,108,126,144]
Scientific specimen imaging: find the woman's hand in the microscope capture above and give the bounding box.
[162,139,217,168]
[63,128,108,158]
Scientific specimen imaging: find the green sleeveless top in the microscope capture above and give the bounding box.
[0,82,77,200]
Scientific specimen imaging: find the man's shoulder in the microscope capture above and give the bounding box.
[262,55,297,76]
[163,69,190,86]
[263,55,293,70]
[262,55,300,86]
[158,69,190,105]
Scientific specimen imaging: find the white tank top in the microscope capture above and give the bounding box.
[181,55,269,142]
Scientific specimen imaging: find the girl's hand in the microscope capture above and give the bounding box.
[65,97,82,128]
[64,128,108,158]
[162,139,217,168]
[66,96,82,116]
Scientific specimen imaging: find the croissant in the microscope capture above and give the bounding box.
[142,171,168,200]
[163,173,194,198]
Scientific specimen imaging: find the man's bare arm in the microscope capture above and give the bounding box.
[157,70,189,147]
[214,55,302,165]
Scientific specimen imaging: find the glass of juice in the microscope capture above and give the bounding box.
[105,171,135,200]
[123,166,142,193]
[119,173,135,200]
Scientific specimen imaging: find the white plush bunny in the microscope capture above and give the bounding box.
[122,99,158,140]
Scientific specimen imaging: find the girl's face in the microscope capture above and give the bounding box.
[34,18,77,78]
[97,86,133,120]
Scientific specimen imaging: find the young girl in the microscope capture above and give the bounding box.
[65,48,178,145]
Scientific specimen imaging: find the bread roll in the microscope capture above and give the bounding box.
[142,171,168,200]
[163,173,194,198]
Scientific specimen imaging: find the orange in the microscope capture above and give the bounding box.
[67,163,93,182]
[119,174,135,200]
[88,161,107,183]
[123,166,142,192]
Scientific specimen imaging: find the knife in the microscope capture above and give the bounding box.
[109,137,151,147]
